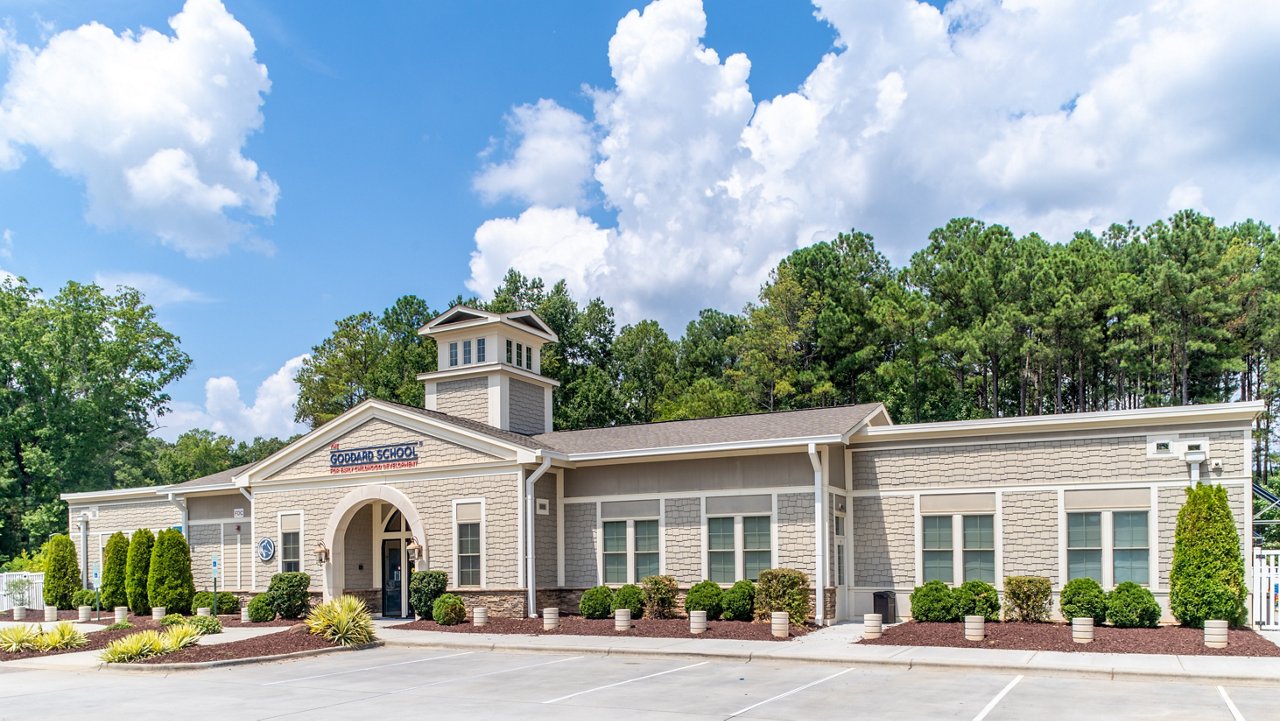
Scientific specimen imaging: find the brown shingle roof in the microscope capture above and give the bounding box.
[168,463,255,491]
[378,400,552,451]
[532,403,881,455]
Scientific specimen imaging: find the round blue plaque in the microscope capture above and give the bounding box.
[257,537,276,562]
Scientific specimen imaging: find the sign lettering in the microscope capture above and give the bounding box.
[328,441,423,475]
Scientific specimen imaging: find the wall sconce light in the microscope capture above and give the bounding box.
[315,541,330,565]
[406,538,423,561]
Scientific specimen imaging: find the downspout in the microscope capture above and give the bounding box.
[166,493,188,535]
[525,455,553,618]
[79,513,90,589]
[808,443,826,626]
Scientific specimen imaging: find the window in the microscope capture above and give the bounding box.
[743,516,771,581]
[1067,512,1103,582]
[476,338,486,363]
[525,346,533,369]
[506,339,513,364]
[602,521,628,584]
[834,514,845,537]
[280,513,301,573]
[603,519,659,584]
[634,520,659,580]
[707,517,735,583]
[457,523,481,586]
[448,342,458,367]
[463,340,472,365]
[707,515,771,583]
[516,343,524,368]
[963,515,995,583]
[921,515,953,583]
[1113,511,1149,585]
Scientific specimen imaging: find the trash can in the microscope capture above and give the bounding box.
[873,591,897,623]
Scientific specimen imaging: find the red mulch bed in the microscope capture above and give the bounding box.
[392,616,809,641]
[0,617,164,662]
[134,624,338,664]
[860,621,1280,657]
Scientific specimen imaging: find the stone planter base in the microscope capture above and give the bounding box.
[1204,620,1228,649]
[1072,618,1094,644]
[863,613,883,640]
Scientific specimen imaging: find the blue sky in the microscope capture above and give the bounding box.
[0,0,1276,441]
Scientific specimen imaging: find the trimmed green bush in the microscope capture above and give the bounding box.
[579,585,615,619]
[266,572,312,619]
[192,592,240,613]
[720,580,755,622]
[409,570,448,619]
[612,584,645,618]
[43,534,81,610]
[953,580,1001,622]
[147,529,195,615]
[640,575,679,619]
[103,621,134,632]
[182,615,223,636]
[1170,483,1247,628]
[1004,576,1052,622]
[1107,582,1162,628]
[126,529,155,614]
[1059,577,1107,624]
[755,568,810,625]
[431,593,466,625]
[72,589,98,608]
[684,580,724,620]
[159,613,186,627]
[307,595,376,647]
[246,593,275,622]
[909,581,957,622]
[99,531,129,609]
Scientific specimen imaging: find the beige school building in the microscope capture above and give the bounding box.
[62,306,1262,623]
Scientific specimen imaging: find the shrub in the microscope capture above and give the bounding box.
[4,577,32,608]
[1059,578,1107,624]
[579,586,615,619]
[909,581,957,622]
[35,622,88,651]
[720,580,755,622]
[1170,483,1247,628]
[247,594,276,622]
[192,591,240,613]
[99,531,130,609]
[612,584,645,618]
[43,534,81,610]
[755,568,811,625]
[640,575,679,619]
[0,624,40,653]
[953,580,1001,622]
[409,570,449,619]
[1004,576,1052,622]
[103,621,134,631]
[159,613,186,627]
[1107,582,1162,628]
[101,630,166,663]
[72,589,98,608]
[684,580,724,620]
[126,529,155,614]
[147,529,195,615]
[182,615,223,635]
[307,595,377,647]
[432,593,466,625]
[266,572,312,619]
[161,625,202,652]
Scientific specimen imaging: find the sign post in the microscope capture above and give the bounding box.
[91,564,101,622]
[212,554,220,616]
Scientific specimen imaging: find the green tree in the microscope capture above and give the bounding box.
[147,528,195,614]
[126,528,155,614]
[155,430,235,485]
[42,533,81,610]
[1169,483,1247,627]
[99,531,129,608]
[613,320,677,423]
[654,378,754,421]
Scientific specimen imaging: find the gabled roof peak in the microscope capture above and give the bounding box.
[419,305,557,342]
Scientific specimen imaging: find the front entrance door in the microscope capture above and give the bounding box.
[382,539,403,617]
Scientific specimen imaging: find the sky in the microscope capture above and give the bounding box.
[0,0,1277,443]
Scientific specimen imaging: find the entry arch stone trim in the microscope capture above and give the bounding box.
[324,484,426,601]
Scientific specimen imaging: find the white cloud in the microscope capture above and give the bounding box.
[93,271,210,307]
[0,228,11,259]
[156,354,309,442]
[468,206,611,300]
[467,0,1280,326]
[0,0,277,257]
[473,99,595,209]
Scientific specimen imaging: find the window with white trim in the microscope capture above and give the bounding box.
[525,345,532,369]
[280,513,301,573]
[602,518,659,584]
[922,515,952,583]
[506,339,513,364]
[455,502,482,587]
[922,513,995,584]
[1113,511,1149,585]
[463,339,472,365]
[476,338,486,363]
[448,342,458,368]
[1067,510,1149,586]
[515,342,525,368]
[707,515,772,583]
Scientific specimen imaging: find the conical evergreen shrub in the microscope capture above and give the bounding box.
[43,534,82,610]
[126,528,155,614]
[1170,483,1247,627]
[147,529,195,615]
[99,532,130,609]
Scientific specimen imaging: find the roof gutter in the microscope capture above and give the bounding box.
[525,454,554,618]
[562,435,845,463]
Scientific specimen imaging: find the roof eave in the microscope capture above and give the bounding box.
[562,434,845,463]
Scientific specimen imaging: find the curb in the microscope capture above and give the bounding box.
[104,641,385,672]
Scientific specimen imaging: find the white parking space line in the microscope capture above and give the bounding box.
[725,667,854,718]
[1218,686,1246,721]
[262,651,474,686]
[390,655,583,694]
[971,675,1023,721]
[542,661,709,704]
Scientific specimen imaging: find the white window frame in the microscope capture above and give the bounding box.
[277,511,304,575]
[704,513,773,584]
[451,498,486,589]
[462,339,472,365]
[448,342,458,367]
[476,338,486,363]
[597,515,661,585]
[515,342,524,368]
[919,512,997,586]
[1065,509,1152,589]
[506,339,513,364]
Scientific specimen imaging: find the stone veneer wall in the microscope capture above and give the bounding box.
[535,473,558,587]
[1158,486,1182,585]
[1000,491,1060,586]
[509,379,546,435]
[435,378,490,424]
[563,502,598,588]
[663,498,702,584]
[267,418,496,482]
[851,495,914,587]
[776,492,816,578]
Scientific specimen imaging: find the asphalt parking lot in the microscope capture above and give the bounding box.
[0,647,1266,720]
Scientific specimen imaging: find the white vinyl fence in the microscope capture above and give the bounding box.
[0,572,46,611]
[1254,551,1280,629]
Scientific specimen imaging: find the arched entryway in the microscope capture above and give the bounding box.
[324,485,426,617]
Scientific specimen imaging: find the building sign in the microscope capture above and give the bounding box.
[257,537,276,562]
[233,508,245,519]
[328,440,423,475]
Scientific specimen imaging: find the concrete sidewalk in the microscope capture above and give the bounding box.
[373,620,1280,686]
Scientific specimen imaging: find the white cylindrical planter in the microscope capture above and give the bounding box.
[1204,620,1228,649]
[115,606,129,624]
[771,611,789,639]
[1072,618,1094,644]
[13,607,26,621]
[964,615,985,642]
[78,606,91,622]
[863,613,883,640]
[44,606,57,622]
[240,607,251,623]
[472,606,488,627]
[614,608,631,632]
[196,607,211,617]
[542,607,560,631]
[690,610,707,634]
[152,606,166,620]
